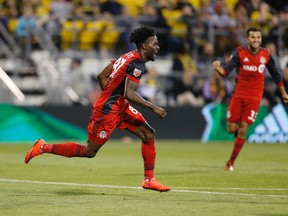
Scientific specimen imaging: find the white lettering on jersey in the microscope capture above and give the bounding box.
[243,64,266,73]
[126,52,134,58]
[110,57,127,78]
[243,65,257,71]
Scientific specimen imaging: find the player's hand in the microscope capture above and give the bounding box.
[212,61,224,76]
[282,94,288,104]
[212,60,221,69]
[152,105,167,119]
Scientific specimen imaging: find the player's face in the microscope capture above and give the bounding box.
[247,31,262,51]
[144,36,160,62]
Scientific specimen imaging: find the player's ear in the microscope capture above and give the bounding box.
[142,43,147,50]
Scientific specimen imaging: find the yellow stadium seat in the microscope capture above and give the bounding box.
[60,20,84,49]
[35,6,50,17]
[78,20,120,51]
[8,18,18,34]
[78,21,104,51]
[117,0,147,16]
[162,9,187,38]
[225,0,238,15]
[188,0,200,9]
[99,21,120,50]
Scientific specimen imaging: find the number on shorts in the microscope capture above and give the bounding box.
[129,106,138,114]
[248,110,258,122]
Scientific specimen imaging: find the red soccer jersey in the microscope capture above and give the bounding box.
[93,50,146,114]
[222,46,283,101]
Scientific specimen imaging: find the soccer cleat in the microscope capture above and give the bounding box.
[142,178,171,192]
[225,161,234,171]
[24,139,45,164]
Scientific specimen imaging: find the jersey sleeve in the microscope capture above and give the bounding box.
[266,55,284,87]
[126,59,146,83]
[222,50,239,76]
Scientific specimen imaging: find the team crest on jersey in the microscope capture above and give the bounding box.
[133,68,142,77]
[260,57,266,64]
[98,131,107,139]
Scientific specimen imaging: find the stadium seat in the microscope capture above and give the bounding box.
[162,9,187,38]
[8,18,18,34]
[78,21,103,51]
[35,6,50,17]
[98,21,120,50]
[60,20,85,50]
[117,0,147,16]
[78,20,120,51]
[188,0,200,9]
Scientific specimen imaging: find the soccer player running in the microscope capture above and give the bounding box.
[212,27,288,171]
[25,25,171,192]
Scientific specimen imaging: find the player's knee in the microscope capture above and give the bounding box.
[145,133,155,141]
[227,124,239,134]
[145,129,155,141]
[227,126,236,134]
[84,150,97,158]
[136,124,155,141]
[87,153,96,158]
[84,145,100,158]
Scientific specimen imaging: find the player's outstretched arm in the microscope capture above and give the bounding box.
[124,78,167,119]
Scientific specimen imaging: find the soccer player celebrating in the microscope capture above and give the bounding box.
[212,27,288,171]
[25,25,171,192]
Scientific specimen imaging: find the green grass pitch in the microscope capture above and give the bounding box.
[0,140,287,216]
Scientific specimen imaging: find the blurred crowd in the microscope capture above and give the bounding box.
[1,0,288,107]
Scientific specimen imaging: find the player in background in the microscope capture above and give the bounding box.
[25,26,171,192]
[212,27,288,171]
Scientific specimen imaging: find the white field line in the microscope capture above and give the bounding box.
[0,178,288,198]
[174,187,288,191]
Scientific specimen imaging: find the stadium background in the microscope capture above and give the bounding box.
[0,0,287,143]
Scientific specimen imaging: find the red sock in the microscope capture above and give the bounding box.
[42,142,85,157]
[229,137,245,163]
[141,139,156,179]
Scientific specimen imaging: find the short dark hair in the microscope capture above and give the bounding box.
[246,27,261,37]
[130,25,155,49]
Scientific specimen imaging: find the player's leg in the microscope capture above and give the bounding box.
[227,121,239,137]
[120,105,170,191]
[24,138,105,164]
[24,139,86,164]
[226,98,259,170]
[25,111,114,164]
[225,97,242,170]
[128,123,170,192]
[120,105,156,178]
[47,138,106,156]
[132,123,156,179]
[226,121,249,170]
